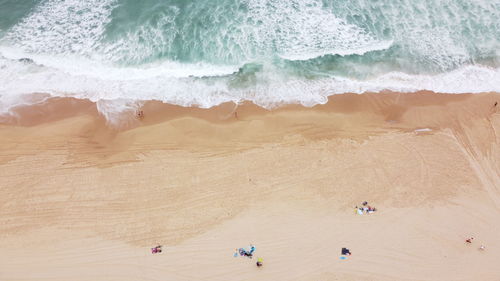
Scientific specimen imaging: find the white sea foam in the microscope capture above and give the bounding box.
[98,5,180,64]
[330,0,500,71]
[0,46,240,80]
[2,0,389,64]
[279,40,394,61]
[0,50,499,124]
[0,0,499,125]
[244,0,389,61]
[2,0,117,55]
[96,99,144,127]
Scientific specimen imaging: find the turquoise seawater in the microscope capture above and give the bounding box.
[0,0,499,115]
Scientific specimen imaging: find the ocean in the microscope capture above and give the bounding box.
[0,0,499,119]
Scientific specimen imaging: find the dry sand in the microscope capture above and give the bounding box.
[1,91,500,281]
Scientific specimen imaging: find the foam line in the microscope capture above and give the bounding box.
[279,40,394,61]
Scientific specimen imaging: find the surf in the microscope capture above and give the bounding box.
[0,0,499,124]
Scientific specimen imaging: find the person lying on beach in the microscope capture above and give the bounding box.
[151,245,162,254]
[249,245,255,254]
[465,237,474,243]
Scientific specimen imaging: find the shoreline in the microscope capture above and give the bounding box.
[1,91,498,128]
[1,91,500,280]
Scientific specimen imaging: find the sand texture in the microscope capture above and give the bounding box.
[1,92,500,281]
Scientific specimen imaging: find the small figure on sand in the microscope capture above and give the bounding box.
[479,245,485,251]
[488,102,498,116]
[136,110,144,119]
[341,247,352,256]
[151,245,162,254]
[256,257,263,267]
[465,237,474,244]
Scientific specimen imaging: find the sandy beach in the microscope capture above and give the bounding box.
[1,91,500,281]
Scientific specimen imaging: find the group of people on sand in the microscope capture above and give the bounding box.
[235,244,263,267]
[238,245,255,258]
[355,201,377,215]
[465,237,485,250]
[150,243,263,267]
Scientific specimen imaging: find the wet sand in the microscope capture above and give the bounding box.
[1,91,500,281]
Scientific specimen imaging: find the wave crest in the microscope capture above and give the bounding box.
[279,40,393,61]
